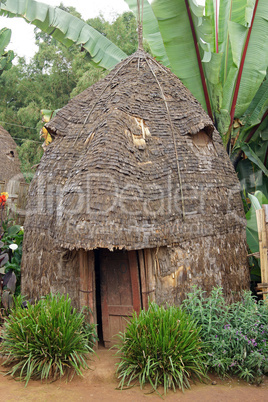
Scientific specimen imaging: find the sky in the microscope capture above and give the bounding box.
[0,0,130,61]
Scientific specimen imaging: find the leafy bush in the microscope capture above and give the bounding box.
[182,287,268,383]
[0,216,24,314]
[0,223,24,295]
[0,294,96,385]
[115,302,207,394]
[82,307,99,349]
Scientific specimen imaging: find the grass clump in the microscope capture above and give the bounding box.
[182,287,268,384]
[0,294,96,385]
[115,302,207,394]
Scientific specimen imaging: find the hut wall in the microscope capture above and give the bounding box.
[0,126,22,185]
[22,229,249,308]
[153,231,249,305]
[21,230,80,307]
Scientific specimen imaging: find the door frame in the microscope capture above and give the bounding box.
[78,248,156,346]
[79,250,96,324]
[100,249,141,347]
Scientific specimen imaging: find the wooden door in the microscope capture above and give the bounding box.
[100,249,141,347]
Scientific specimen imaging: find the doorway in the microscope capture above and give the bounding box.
[79,249,143,347]
[96,249,142,347]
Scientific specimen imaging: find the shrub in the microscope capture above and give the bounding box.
[115,302,207,394]
[182,287,268,384]
[0,294,96,385]
[82,307,99,349]
[1,223,24,291]
[0,221,24,311]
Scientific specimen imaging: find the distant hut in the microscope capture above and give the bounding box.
[21,50,249,346]
[0,125,22,186]
[0,126,27,222]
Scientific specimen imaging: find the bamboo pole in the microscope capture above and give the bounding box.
[144,249,156,302]
[138,250,148,310]
[256,206,268,300]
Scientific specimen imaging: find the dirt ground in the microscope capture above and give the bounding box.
[0,348,268,402]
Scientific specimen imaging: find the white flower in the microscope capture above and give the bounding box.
[9,244,18,251]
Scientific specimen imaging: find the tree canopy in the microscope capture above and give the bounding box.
[0,8,139,176]
[0,27,14,74]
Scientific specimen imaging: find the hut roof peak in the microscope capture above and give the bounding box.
[39,49,226,251]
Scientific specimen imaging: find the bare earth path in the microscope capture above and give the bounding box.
[0,348,268,401]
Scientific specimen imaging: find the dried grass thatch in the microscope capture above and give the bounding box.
[21,50,249,304]
[0,125,22,186]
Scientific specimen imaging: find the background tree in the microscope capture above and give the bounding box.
[0,27,14,74]
[0,6,139,177]
[0,0,127,69]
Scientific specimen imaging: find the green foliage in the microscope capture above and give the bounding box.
[245,191,267,254]
[0,221,23,296]
[0,216,23,313]
[0,10,140,178]
[1,0,127,70]
[87,12,138,56]
[182,287,268,384]
[17,140,43,180]
[0,27,14,75]
[115,302,207,395]
[140,0,268,125]
[232,74,268,195]
[124,0,169,65]
[82,307,99,349]
[129,0,268,195]
[70,54,108,98]
[0,294,95,385]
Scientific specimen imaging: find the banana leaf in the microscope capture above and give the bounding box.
[238,76,268,142]
[0,0,127,70]
[0,26,14,72]
[145,0,268,138]
[246,191,268,254]
[124,0,170,67]
[237,158,268,197]
[0,27,11,54]
[150,0,210,113]
[206,0,268,128]
[246,193,261,254]
[241,143,268,177]
[235,0,268,117]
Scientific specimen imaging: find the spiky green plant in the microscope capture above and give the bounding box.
[114,302,207,394]
[0,294,95,385]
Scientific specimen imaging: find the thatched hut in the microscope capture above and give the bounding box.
[0,126,27,222]
[0,125,22,186]
[21,50,249,346]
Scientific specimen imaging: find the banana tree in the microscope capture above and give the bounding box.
[125,0,268,194]
[130,0,268,134]
[233,75,268,196]
[0,0,127,69]
[0,27,14,74]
